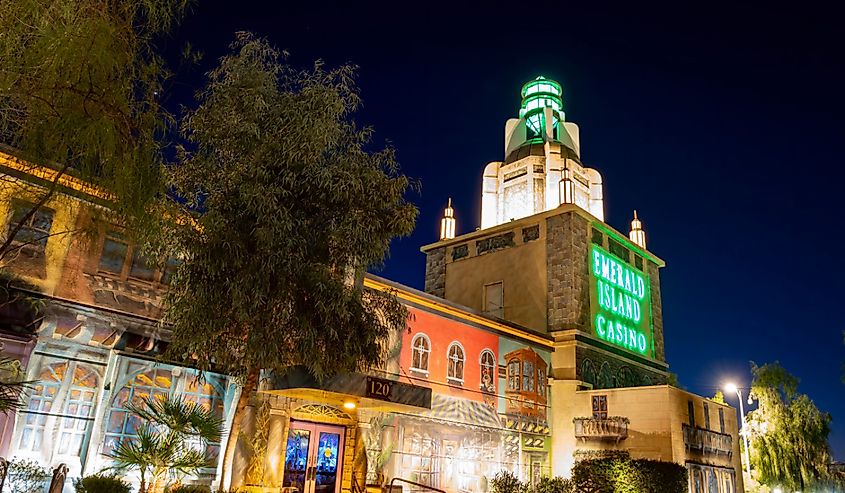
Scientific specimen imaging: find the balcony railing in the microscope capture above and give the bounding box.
[573,416,629,442]
[682,424,733,456]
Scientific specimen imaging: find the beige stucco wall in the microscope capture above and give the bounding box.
[548,384,744,491]
[444,220,547,332]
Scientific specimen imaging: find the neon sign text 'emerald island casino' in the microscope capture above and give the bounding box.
[590,245,651,355]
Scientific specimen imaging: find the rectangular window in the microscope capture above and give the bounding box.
[592,395,608,419]
[522,360,534,392]
[129,250,156,282]
[507,360,520,391]
[99,231,129,274]
[484,282,504,318]
[719,408,725,434]
[607,237,630,263]
[7,200,54,253]
[537,367,546,398]
[688,400,696,427]
[703,402,711,430]
[591,228,603,246]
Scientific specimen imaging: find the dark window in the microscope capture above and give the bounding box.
[8,200,54,252]
[634,255,644,271]
[688,400,696,427]
[99,231,129,274]
[129,250,156,282]
[592,395,608,419]
[591,228,603,246]
[719,408,725,434]
[703,402,711,430]
[607,237,630,263]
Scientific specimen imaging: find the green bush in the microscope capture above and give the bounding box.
[6,459,50,493]
[572,457,687,493]
[489,471,528,493]
[167,485,211,493]
[535,476,574,493]
[74,475,132,493]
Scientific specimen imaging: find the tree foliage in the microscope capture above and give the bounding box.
[160,33,417,485]
[0,0,188,260]
[109,395,223,493]
[571,457,687,493]
[746,362,835,491]
[162,33,417,383]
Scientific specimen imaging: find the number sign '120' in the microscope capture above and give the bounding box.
[366,376,393,400]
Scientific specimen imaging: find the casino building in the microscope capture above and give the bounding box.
[0,77,743,493]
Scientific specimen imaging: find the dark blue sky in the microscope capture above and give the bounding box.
[169,1,845,457]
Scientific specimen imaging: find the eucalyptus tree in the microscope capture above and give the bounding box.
[746,362,834,491]
[0,0,189,261]
[162,34,417,485]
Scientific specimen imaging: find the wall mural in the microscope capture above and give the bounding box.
[363,306,553,492]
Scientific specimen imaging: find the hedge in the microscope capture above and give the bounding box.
[572,457,687,493]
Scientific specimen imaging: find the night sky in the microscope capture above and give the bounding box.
[167,1,845,458]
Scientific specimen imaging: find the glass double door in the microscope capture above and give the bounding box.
[283,420,345,493]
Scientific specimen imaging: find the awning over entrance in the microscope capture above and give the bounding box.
[266,367,432,412]
[408,394,503,431]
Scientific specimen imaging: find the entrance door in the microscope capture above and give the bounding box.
[283,420,345,493]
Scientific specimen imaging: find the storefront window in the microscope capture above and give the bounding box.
[411,334,431,373]
[447,342,465,383]
[103,363,226,461]
[19,362,65,451]
[57,365,99,456]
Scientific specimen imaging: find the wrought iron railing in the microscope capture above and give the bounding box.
[682,424,733,456]
[573,416,629,442]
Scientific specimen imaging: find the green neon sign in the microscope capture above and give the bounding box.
[589,245,653,356]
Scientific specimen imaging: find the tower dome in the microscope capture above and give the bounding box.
[519,76,564,141]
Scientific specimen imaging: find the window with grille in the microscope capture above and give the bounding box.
[103,364,225,462]
[18,361,100,458]
[522,360,535,392]
[447,342,465,384]
[591,395,608,419]
[411,334,431,373]
[98,229,179,284]
[507,360,520,390]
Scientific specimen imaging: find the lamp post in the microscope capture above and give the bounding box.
[725,382,752,484]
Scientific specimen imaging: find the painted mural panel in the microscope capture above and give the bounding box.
[359,305,553,492]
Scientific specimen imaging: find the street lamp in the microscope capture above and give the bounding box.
[725,382,752,484]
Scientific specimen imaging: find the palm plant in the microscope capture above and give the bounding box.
[109,395,224,493]
[0,356,30,414]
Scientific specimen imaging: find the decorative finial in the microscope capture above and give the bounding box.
[440,198,456,240]
[629,210,646,249]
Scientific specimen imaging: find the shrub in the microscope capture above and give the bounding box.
[572,457,687,493]
[74,475,132,493]
[489,471,528,493]
[6,459,50,493]
[168,485,211,493]
[535,476,573,493]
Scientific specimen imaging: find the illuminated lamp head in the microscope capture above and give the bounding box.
[519,76,564,142]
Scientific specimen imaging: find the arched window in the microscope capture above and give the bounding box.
[19,362,66,452]
[410,334,431,373]
[479,350,496,393]
[104,367,174,455]
[446,342,464,384]
[103,365,226,461]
